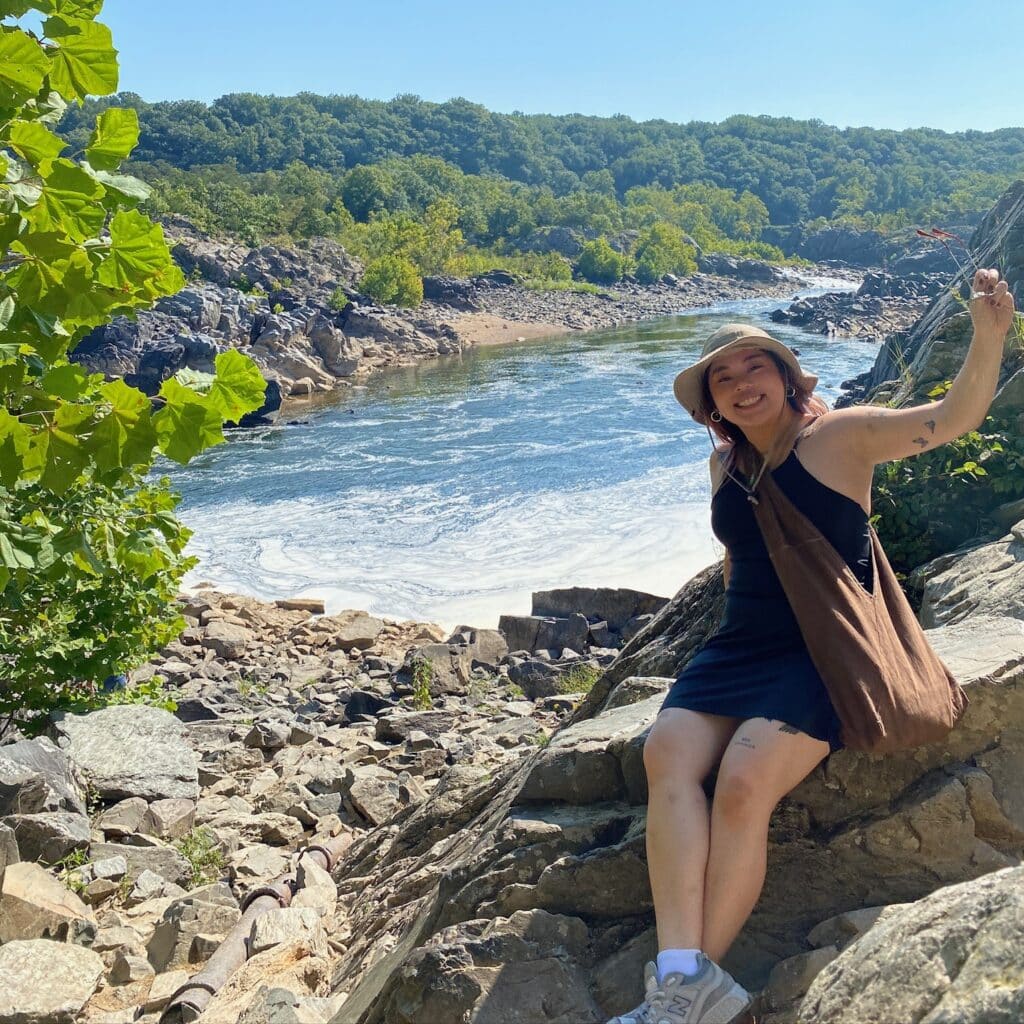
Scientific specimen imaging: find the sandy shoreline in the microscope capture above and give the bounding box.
[452,312,575,346]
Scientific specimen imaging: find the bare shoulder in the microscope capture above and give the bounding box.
[797,407,876,454]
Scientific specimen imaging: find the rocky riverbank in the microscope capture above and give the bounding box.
[768,269,947,342]
[70,217,870,425]
[4,517,1024,1022]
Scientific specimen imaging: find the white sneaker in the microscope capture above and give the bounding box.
[608,953,753,1024]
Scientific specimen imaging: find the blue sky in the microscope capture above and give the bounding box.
[97,0,1023,132]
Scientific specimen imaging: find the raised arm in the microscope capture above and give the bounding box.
[822,268,1015,465]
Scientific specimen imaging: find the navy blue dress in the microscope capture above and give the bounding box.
[660,446,873,753]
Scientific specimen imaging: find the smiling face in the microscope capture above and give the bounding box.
[706,345,789,426]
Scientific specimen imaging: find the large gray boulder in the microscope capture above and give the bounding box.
[0,939,104,1024]
[531,587,670,635]
[53,704,199,801]
[800,865,1024,1023]
[0,737,86,817]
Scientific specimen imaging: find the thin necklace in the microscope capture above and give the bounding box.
[706,414,813,507]
[707,426,769,505]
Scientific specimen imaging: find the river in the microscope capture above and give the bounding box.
[164,284,879,634]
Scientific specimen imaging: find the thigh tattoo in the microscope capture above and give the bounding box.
[731,734,757,750]
[771,719,801,735]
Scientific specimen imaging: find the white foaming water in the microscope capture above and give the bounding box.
[171,293,876,633]
[181,465,716,634]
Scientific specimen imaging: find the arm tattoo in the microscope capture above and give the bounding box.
[913,436,928,449]
[924,419,936,434]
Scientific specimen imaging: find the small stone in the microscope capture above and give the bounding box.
[291,855,337,916]
[146,797,196,840]
[147,893,242,971]
[110,951,155,985]
[92,854,128,880]
[0,822,18,882]
[245,721,291,750]
[83,877,121,904]
[96,796,150,837]
[229,844,289,881]
[126,867,166,905]
[275,598,325,613]
[142,969,190,1013]
[765,945,840,1008]
[289,724,318,745]
[190,931,223,962]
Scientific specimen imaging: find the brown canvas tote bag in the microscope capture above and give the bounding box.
[734,427,969,753]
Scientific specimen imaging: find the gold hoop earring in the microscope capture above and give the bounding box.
[710,409,723,423]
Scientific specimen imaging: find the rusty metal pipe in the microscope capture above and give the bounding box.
[159,835,350,1023]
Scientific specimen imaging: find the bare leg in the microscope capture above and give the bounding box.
[700,718,830,961]
[643,708,741,951]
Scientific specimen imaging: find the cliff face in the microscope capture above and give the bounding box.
[839,180,1024,407]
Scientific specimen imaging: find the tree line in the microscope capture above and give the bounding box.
[58,91,1024,224]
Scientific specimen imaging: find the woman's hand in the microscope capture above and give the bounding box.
[969,268,1016,340]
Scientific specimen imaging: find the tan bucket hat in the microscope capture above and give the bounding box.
[673,322,818,425]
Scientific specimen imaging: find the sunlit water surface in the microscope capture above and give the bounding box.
[163,279,878,633]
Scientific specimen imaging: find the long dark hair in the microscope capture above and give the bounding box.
[701,349,828,472]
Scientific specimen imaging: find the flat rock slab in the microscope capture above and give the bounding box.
[0,938,103,1023]
[54,704,199,801]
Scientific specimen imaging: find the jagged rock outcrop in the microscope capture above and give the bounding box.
[698,253,784,282]
[769,271,942,340]
[839,180,1024,406]
[70,219,468,414]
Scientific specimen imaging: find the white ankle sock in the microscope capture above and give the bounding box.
[657,948,703,980]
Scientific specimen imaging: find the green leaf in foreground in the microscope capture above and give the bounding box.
[0,26,50,109]
[154,377,225,463]
[208,349,267,422]
[85,107,139,171]
[43,15,118,101]
[97,208,185,300]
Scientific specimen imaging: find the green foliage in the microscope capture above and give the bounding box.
[358,254,423,307]
[410,657,433,710]
[0,474,193,731]
[576,238,631,284]
[61,93,1024,226]
[632,222,698,283]
[236,673,270,699]
[53,845,89,889]
[328,286,349,311]
[176,827,225,887]
[0,5,266,737]
[556,663,602,695]
[104,674,177,713]
[872,410,1024,574]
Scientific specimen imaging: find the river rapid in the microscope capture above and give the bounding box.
[165,283,879,634]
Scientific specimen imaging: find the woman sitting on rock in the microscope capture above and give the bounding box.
[611,267,1015,1024]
